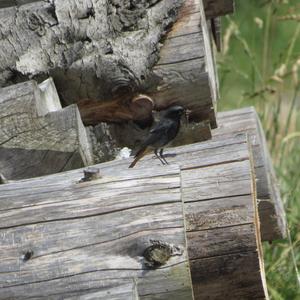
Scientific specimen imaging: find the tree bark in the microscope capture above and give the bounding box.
[0,0,221,129]
[0,0,184,106]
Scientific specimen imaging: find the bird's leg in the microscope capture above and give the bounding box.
[154,149,165,165]
[159,148,169,165]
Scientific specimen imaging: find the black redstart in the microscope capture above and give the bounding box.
[129,106,185,168]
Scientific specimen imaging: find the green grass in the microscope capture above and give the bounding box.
[218,0,300,298]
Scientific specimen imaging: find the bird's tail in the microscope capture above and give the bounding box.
[128,146,148,168]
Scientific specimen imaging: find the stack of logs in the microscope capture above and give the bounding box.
[0,0,286,299]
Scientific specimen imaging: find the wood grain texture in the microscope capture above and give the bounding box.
[0,165,194,300]
[147,0,218,129]
[0,79,93,180]
[215,107,286,241]
[0,111,272,299]
[124,133,268,299]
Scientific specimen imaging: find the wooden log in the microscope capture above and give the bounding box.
[0,0,218,134]
[0,0,184,105]
[0,165,194,299]
[0,110,272,299]
[123,134,268,299]
[147,0,218,129]
[0,78,94,180]
[214,107,286,241]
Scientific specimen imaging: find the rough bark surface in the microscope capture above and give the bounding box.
[0,0,235,20]
[0,0,221,130]
[0,165,194,300]
[0,0,184,106]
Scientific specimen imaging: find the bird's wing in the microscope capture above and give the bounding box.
[129,119,174,168]
[150,118,173,134]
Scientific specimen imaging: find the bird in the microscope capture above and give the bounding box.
[129,105,185,168]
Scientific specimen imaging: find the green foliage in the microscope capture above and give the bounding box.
[218,0,300,298]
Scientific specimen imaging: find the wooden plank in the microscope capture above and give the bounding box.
[0,165,194,299]
[215,107,286,241]
[0,79,94,180]
[148,0,218,130]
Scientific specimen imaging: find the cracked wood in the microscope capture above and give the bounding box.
[0,79,93,180]
[0,165,194,300]
[214,107,286,241]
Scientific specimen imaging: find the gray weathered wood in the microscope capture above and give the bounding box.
[0,165,194,300]
[0,78,94,180]
[214,107,286,241]
[0,116,272,299]
[147,0,218,128]
[124,134,268,299]
[0,0,183,106]
[0,0,218,131]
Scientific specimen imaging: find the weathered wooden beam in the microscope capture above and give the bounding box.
[203,0,235,19]
[0,165,194,299]
[124,134,269,299]
[0,134,269,299]
[0,78,94,180]
[147,0,218,129]
[214,107,286,241]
